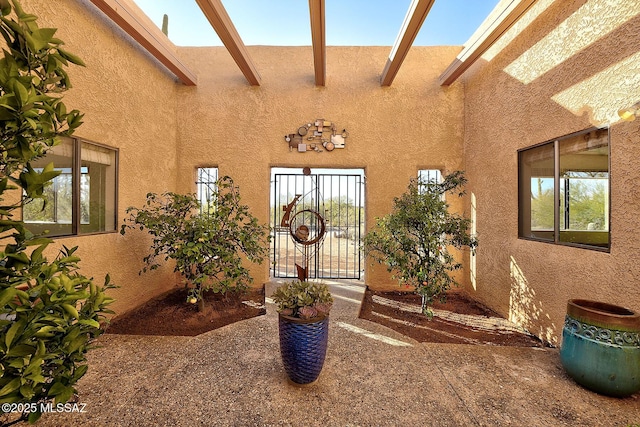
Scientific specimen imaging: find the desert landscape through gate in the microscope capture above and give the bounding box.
[271,168,365,280]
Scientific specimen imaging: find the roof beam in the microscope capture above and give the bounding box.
[195,0,261,86]
[89,0,197,86]
[309,0,326,86]
[439,0,538,86]
[380,0,435,86]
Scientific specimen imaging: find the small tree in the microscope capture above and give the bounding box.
[121,176,270,312]
[0,1,115,425]
[362,171,478,316]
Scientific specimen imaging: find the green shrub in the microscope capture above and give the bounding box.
[362,171,478,316]
[0,246,115,425]
[271,281,333,319]
[121,177,270,311]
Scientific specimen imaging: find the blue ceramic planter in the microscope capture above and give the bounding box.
[278,314,329,384]
[560,299,640,397]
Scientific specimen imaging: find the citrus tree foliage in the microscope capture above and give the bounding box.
[121,176,270,311]
[362,171,478,316]
[0,1,115,424]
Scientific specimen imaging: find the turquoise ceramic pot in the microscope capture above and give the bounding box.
[560,299,640,397]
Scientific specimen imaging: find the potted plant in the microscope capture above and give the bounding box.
[362,171,478,316]
[560,299,640,397]
[271,280,333,384]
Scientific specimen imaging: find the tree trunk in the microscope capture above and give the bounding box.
[197,285,206,312]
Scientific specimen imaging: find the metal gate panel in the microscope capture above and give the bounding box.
[271,172,363,279]
[272,173,317,279]
[316,174,363,279]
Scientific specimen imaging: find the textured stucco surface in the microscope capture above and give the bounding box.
[462,0,640,344]
[20,0,183,315]
[16,1,468,315]
[174,45,467,290]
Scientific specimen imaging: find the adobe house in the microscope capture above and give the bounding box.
[24,0,640,345]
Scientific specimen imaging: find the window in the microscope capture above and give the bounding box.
[196,167,218,214]
[23,137,118,236]
[418,169,443,199]
[418,169,441,185]
[518,128,609,250]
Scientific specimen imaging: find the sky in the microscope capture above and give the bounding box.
[133,0,502,47]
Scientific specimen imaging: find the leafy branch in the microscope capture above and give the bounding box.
[0,2,114,425]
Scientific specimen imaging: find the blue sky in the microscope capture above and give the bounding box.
[133,0,501,47]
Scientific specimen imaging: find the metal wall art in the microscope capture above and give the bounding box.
[280,193,326,282]
[285,119,348,153]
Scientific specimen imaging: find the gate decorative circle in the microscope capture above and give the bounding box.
[289,209,326,245]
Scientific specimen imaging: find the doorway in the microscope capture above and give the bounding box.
[270,168,365,279]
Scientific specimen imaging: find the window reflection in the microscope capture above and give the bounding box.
[518,128,609,250]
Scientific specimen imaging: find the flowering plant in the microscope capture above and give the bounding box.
[271,281,333,319]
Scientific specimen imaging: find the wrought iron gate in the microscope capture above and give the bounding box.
[271,171,364,279]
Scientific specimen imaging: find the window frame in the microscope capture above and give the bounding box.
[195,167,219,215]
[417,169,443,197]
[22,136,119,238]
[417,169,442,185]
[517,127,610,252]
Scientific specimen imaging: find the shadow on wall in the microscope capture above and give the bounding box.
[470,193,477,291]
[467,0,640,132]
[509,256,558,345]
[463,0,640,348]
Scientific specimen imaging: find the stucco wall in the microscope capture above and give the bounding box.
[20,0,182,315]
[12,1,474,317]
[462,0,640,344]
[174,45,467,289]
[11,0,471,315]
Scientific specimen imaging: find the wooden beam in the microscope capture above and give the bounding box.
[380,0,435,87]
[89,0,197,86]
[439,0,538,86]
[195,0,261,86]
[309,0,326,86]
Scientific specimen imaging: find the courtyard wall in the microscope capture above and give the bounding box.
[21,0,469,315]
[462,0,640,344]
[24,0,182,315]
[174,45,468,291]
[18,0,640,345]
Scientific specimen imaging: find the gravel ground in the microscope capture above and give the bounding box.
[29,279,640,427]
